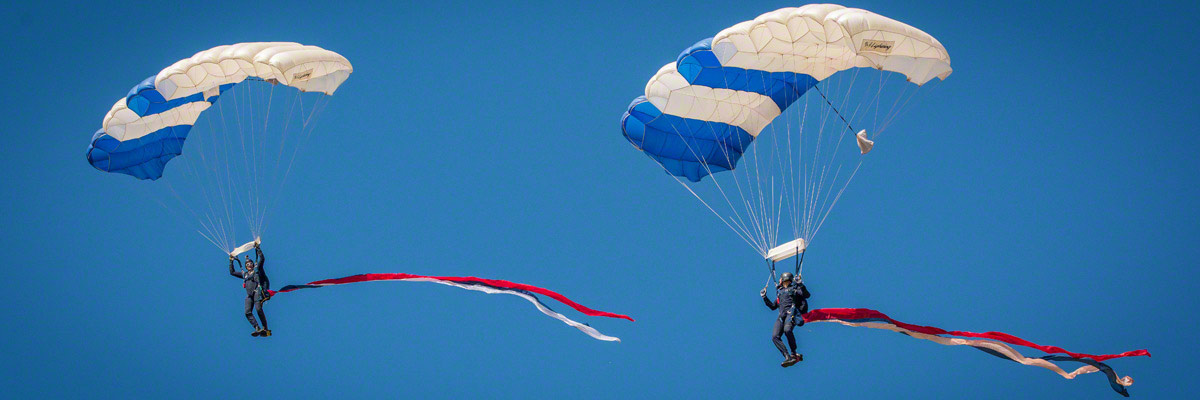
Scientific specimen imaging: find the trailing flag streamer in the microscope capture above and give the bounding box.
[804,308,1149,396]
[269,273,632,342]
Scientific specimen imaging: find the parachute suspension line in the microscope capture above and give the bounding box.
[872,69,886,132]
[816,73,864,240]
[201,106,239,250]
[161,135,224,250]
[253,82,277,237]
[246,81,267,238]
[761,69,789,250]
[157,80,321,250]
[803,82,835,242]
[648,144,764,255]
[260,89,302,236]
[230,84,258,236]
[180,113,225,249]
[157,182,226,253]
[657,90,769,255]
[240,82,260,237]
[221,87,244,247]
[766,260,778,288]
[878,78,943,138]
[782,77,813,248]
[243,81,258,235]
[791,93,811,246]
[218,80,244,243]
[802,70,867,243]
[732,68,782,253]
[811,160,863,241]
[749,103,770,249]
[706,66,771,254]
[794,249,805,275]
[751,71,782,250]
[192,115,235,251]
[87,43,352,255]
[780,85,798,248]
[274,90,301,183]
[259,93,330,238]
[809,160,844,240]
[245,82,277,238]
[814,71,855,133]
[709,118,767,253]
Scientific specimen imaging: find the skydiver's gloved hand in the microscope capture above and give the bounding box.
[760,287,768,297]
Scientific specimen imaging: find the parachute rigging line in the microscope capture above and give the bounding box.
[86,42,352,253]
[813,84,856,134]
[268,273,633,342]
[794,251,805,276]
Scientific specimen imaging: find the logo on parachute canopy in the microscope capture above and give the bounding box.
[860,39,894,54]
[292,69,313,81]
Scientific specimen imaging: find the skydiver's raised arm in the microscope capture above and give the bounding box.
[762,288,779,310]
[254,244,269,290]
[796,282,810,300]
[229,256,244,278]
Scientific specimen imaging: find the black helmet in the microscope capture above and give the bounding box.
[780,272,794,283]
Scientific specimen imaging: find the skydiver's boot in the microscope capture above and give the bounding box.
[251,328,263,337]
[791,353,803,363]
[261,329,272,337]
[781,355,799,368]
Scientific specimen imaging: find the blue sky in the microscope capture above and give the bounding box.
[1,0,1196,398]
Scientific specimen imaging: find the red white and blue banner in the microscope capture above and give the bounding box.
[804,308,1150,396]
[269,273,633,342]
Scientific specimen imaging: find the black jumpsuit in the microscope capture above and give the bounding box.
[229,247,269,330]
[763,282,810,358]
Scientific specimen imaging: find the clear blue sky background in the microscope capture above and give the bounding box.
[1,1,1195,398]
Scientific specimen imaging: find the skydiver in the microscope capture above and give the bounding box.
[761,272,810,367]
[229,243,272,337]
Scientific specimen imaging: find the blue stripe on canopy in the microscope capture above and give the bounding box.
[620,38,822,182]
[87,125,190,180]
[125,76,235,117]
[87,78,235,180]
[676,38,820,110]
[621,96,755,182]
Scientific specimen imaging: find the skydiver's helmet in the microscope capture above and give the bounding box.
[244,257,255,270]
[779,272,794,286]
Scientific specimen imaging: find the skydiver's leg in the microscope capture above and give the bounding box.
[244,296,260,330]
[783,317,798,355]
[772,316,789,358]
[254,294,268,330]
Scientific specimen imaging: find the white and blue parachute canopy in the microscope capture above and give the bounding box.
[87,42,352,180]
[621,4,950,182]
[620,4,952,258]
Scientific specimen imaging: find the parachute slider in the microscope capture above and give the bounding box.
[229,237,262,257]
[856,130,874,154]
[766,238,807,262]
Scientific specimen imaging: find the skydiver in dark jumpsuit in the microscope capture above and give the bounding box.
[229,243,272,337]
[761,272,809,367]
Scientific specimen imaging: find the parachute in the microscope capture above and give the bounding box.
[621,4,1148,394]
[620,4,951,273]
[87,42,352,252]
[86,44,633,343]
[269,273,633,341]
